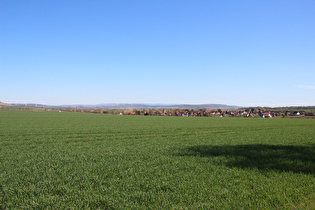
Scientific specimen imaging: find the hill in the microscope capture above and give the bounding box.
[94,103,240,110]
[0,102,12,106]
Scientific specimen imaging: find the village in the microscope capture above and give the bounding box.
[1,101,314,118]
[113,108,306,118]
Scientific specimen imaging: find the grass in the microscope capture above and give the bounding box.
[1,111,315,209]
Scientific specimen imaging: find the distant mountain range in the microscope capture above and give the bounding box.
[2,102,314,110]
[95,103,241,109]
[4,102,240,109]
[58,103,241,109]
[9,103,46,107]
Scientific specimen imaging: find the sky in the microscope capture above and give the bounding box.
[1,0,314,107]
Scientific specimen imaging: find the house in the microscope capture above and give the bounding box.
[214,112,222,117]
[292,111,300,116]
[262,112,272,118]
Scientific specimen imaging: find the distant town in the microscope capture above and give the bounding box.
[1,102,314,118]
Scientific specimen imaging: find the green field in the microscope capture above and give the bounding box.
[1,111,315,209]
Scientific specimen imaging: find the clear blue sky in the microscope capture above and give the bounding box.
[1,0,314,106]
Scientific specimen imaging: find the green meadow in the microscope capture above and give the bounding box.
[1,111,314,209]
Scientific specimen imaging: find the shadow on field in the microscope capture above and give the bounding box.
[176,144,315,175]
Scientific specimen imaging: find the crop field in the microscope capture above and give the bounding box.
[1,111,315,209]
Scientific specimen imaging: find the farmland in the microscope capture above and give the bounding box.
[1,111,315,209]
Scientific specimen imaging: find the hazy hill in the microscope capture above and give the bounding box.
[95,103,240,109]
[1,102,240,109]
[0,102,12,106]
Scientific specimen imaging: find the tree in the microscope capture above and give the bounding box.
[94,108,104,114]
